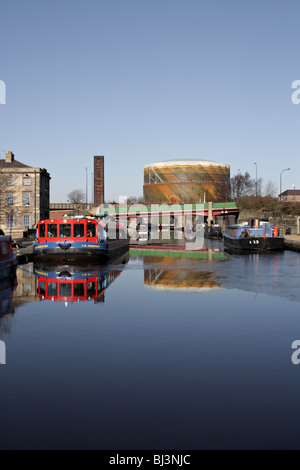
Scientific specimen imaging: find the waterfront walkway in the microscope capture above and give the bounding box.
[284,235,300,252]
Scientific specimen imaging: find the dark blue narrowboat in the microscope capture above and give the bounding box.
[224,218,285,252]
[0,236,18,281]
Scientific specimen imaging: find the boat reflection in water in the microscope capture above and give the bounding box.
[137,248,225,293]
[34,253,129,305]
[0,271,17,334]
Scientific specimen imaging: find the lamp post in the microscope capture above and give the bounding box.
[292,184,296,203]
[85,167,88,205]
[34,170,37,226]
[254,163,258,197]
[237,169,241,198]
[280,168,291,201]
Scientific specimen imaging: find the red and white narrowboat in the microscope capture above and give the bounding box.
[34,255,128,304]
[33,217,129,262]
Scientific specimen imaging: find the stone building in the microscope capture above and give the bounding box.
[0,151,51,238]
[279,189,300,203]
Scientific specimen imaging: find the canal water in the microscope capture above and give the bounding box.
[1,240,300,449]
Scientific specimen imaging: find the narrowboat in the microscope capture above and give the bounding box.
[33,217,129,262]
[223,218,285,252]
[0,236,18,281]
[0,270,17,318]
[204,223,223,240]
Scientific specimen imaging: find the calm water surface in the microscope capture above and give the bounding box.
[1,240,300,450]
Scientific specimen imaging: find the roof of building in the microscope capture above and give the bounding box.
[144,159,230,169]
[279,189,300,196]
[0,159,30,169]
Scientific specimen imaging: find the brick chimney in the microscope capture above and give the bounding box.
[5,151,14,163]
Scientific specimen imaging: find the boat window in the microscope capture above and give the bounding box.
[87,223,96,238]
[47,224,57,238]
[74,224,85,238]
[39,224,45,238]
[60,224,72,238]
[74,283,85,297]
[48,282,58,296]
[60,283,72,297]
[87,282,96,297]
[39,282,46,296]
[0,242,9,255]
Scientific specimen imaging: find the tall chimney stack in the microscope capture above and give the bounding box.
[94,156,104,206]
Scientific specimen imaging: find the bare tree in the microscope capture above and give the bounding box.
[218,180,232,202]
[230,172,263,199]
[264,180,277,198]
[0,171,16,236]
[67,189,85,204]
[127,196,144,205]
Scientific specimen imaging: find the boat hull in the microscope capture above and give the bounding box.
[0,254,18,280]
[204,227,223,240]
[223,234,285,252]
[33,240,129,262]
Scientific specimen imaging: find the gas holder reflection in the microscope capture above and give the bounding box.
[33,253,129,306]
[138,248,225,293]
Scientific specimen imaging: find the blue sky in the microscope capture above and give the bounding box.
[1,0,300,202]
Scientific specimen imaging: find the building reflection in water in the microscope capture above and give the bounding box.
[15,263,39,306]
[139,248,224,293]
[34,253,129,305]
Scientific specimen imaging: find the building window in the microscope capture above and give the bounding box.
[7,178,15,186]
[23,283,32,294]
[23,268,32,278]
[23,193,31,206]
[23,177,31,186]
[7,193,14,206]
[0,242,9,255]
[24,215,30,228]
[7,215,14,229]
